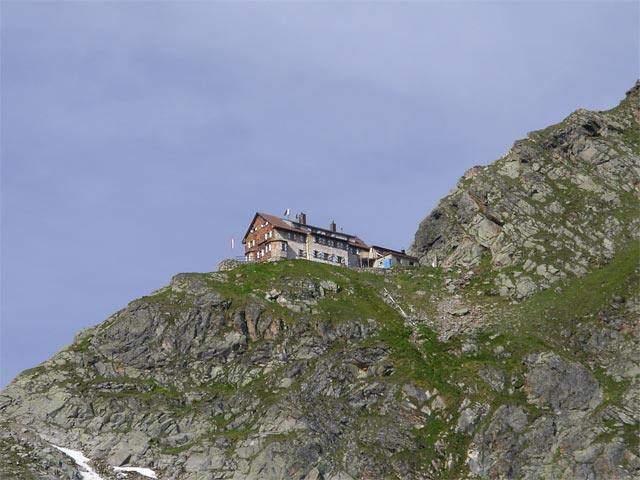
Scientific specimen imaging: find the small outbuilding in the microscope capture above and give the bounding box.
[367,246,419,269]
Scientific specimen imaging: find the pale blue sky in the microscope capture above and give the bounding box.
[1,1,638,387]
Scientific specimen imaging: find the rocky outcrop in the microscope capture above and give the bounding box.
[467,348,639,480]
[218,258,244,271]
[0,271,438,480]
[524,352,602,412]
[410,81,640,298]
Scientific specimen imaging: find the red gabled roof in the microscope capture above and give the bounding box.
[241,212,305,243]
[259,212,306,233]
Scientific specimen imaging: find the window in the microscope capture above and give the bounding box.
[281,242,287,251]
[298,249,304,257]
[324,252,329,260]
[337,256,343,264]
[313,250,319,258]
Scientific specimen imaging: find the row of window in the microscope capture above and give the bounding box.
[255,243,274,259]
[249,221,270,236]
[285,232,305,242]
[313,236,347,250]
[246,229,273,248]
[254,242,291,259]
[312,250,345,264]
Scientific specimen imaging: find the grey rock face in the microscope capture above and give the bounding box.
[0,271,430,480]
[0,424,85,480]
[467,405,529,479]
[524,353,602,412]
[410,81,640,298]
[478,367,505,392]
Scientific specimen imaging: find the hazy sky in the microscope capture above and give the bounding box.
[1,1,638,387]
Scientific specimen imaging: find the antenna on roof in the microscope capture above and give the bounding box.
[284,208,290,218]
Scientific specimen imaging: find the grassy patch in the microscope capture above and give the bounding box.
[159,441,198,455]
[67,334,92,353]
[511,240,638,341]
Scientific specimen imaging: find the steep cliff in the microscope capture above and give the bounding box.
[410,81,639,298]
[1,84,638,480]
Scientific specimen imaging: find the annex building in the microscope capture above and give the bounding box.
[241,212,418,269]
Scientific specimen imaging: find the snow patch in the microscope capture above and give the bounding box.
[51,445,104,480]
[51,444,158,479]
[114,466,158,478]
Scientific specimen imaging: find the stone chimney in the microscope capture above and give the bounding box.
[298,212,307,225]
[330,221,336,232]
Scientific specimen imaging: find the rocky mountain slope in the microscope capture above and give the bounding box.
[1,84,638,480]
[410,81,640,299]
